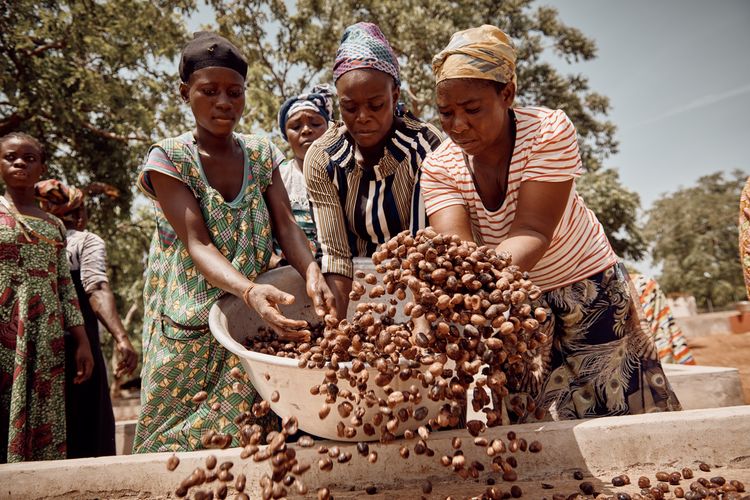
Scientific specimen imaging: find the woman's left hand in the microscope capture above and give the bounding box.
[305,263,337,318]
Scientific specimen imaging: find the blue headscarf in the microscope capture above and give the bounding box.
[277,85,334,141]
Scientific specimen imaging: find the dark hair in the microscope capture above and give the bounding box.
[486,80,507,94]
[0,132,47,163]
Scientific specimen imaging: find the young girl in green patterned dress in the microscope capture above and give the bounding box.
[0,132,93,462]
[134,32,335,452]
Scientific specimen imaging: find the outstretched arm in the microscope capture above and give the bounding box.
[495,180,573,271]
[265,167,336,318]
[149,170,310,340]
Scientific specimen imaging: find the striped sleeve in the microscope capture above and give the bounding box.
[79,232,109,293]
[137,146,181,200]
[410,122,444,235]
[304,143,353,278]
[522,109,583,182]
[421,147,467,217]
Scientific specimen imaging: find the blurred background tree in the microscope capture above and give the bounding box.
[645,170,746,311]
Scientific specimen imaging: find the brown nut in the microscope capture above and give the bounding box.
[192,391,208,403]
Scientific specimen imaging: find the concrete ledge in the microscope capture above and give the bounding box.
[676,311,740,338]
[663,363,746,408]
[110,365,744,457]
[2,406,749,499]
[115,420,136,456]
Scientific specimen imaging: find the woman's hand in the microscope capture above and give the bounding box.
[243,283,311,341]
[74,336,94,384]
[115,338,138,378]
[305,263,337,318]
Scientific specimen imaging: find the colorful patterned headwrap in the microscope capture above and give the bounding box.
[432,25,517,87]
[277,85,335,141]
[35,179,85,223]
[333,22,400,86]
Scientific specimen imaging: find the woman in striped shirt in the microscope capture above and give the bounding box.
[422,25,680,419]
[305,22,442,316]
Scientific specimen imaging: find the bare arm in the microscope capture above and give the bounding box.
[265,168,336,318]
[89,283,137,377]
[428,204,475,242]
[496,179,573,271]
[429,180,573,272]
[149,171,310,339]
[325,274,352,320]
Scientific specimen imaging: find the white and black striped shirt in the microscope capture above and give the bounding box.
[304,114,443,278]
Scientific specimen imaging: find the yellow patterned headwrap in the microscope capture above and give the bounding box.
[432,25,517,87]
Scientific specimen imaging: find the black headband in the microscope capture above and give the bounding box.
[179,31,248,83]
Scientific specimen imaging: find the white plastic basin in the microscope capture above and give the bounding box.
[208,258,443,441]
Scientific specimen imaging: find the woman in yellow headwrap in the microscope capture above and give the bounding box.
[422,25,680,420]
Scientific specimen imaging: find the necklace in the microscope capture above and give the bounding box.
[0,195,63,246]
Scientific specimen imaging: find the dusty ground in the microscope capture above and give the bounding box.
[688,332,750,403]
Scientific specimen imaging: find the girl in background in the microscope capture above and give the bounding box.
[0,132,93,462]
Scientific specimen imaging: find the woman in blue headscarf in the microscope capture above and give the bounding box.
[276,85,334,256]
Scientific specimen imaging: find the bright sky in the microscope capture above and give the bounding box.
[545,0,750,209]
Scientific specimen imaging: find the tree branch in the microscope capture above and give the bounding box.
[248,28,287,98]
[122,302,139,330]
[80,121,148,143]
[23,40,66,57]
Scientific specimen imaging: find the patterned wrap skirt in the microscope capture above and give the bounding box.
[515,263,682,421]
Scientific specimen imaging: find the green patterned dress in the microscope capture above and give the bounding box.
[134,132,280,453]
[0,208,83,462]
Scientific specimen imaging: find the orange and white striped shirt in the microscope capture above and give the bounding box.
[421,107,617,291]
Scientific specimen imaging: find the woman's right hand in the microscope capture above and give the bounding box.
[243,283,311,341]
[74,336,95,384]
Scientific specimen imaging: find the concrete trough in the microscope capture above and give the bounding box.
[109,363,745,457]
[2,405,749,499]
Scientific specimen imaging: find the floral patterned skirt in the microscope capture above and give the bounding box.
[517,263,682,421]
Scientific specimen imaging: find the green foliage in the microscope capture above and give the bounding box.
[0,0,193,214]
[207,0,618,172]
[645,170,748,311]
[577,169,646,260]
[97,205,156,377]
[208,0,638,257]
[1,0,193,364]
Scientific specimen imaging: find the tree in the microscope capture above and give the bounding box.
[0,0,193,223]
[577,169,646,260]
[645,170,747,311]
[208,0,642,258]
[211,0,615,167]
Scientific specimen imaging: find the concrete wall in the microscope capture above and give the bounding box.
[675,310,748,338]
[3,406,749,500]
